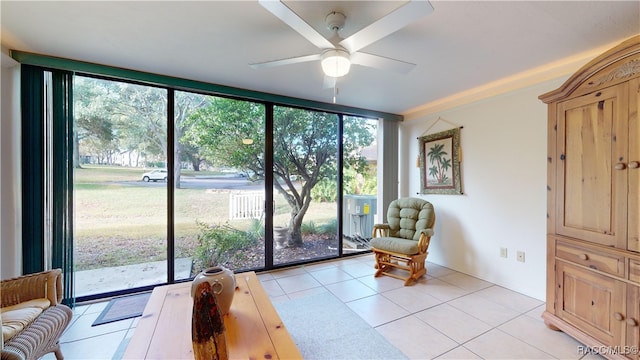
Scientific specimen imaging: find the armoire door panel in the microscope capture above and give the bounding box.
[557,261,625,346]
[627,286,640,360]
[629,78,640,253]
[556,84,629,248]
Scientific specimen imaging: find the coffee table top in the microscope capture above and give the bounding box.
[123,271,301,359]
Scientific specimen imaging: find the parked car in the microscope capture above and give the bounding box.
[238,170,256,179]
[141,169,167,182]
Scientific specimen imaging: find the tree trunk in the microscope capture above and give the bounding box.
[73,130,82,168]
[289,224,303,246]
[289,205,306,246]
[174,141,182,189]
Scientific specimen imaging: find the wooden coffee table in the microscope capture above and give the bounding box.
[123,271,301,359]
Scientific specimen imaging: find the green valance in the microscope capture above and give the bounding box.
[11,50,403,122]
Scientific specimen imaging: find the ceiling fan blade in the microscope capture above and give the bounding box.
[350,52,416,74]
[250,54,322,69]
[259,0,334,50]
[339,0,434,53]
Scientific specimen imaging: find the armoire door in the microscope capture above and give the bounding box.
[556,83,629,248]
[556,261,626,347]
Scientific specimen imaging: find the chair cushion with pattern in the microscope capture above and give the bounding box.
[386,197,435,241]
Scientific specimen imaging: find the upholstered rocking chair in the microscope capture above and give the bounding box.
[370,197,435,285]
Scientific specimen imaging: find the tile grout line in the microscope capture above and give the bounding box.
[273,260,563,360]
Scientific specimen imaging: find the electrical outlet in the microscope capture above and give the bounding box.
[500,247,508,258]
[517,251,525,262]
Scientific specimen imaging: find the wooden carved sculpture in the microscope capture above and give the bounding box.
[192,281,228,360]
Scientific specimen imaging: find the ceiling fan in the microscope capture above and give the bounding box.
[250,0,434,82]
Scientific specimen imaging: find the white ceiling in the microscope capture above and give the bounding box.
[2,1,639,115]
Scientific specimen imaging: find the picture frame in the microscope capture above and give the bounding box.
[419,127,462,195]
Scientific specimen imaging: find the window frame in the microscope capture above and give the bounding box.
[15,51,401,303]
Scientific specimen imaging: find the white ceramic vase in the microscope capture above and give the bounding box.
[191,266,236,315]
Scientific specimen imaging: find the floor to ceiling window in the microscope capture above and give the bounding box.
[342,116,378,254]
[272,106,340,266]
[73,76,168,298]
[174,91,266,278]
[16,52,400,302]
[71,75,386,300]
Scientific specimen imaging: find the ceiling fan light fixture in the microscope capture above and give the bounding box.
[321,49,351,77]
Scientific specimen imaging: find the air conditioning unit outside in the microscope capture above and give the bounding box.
[342,194,377,248]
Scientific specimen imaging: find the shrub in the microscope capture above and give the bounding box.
[301,221,317,235]
[310,178,336,202]
[246,218,265,240]
[301,219,337,236]
[318,218,338,235]
[192,220,257,272]
[310,166,377,203]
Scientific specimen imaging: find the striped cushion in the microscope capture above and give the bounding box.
[1,298,51,342]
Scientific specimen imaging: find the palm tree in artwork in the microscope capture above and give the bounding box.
[440,157,451,183]
[427,142,451,185]
[428,165,439,180]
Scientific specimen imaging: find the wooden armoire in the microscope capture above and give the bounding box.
[539,34,640,358]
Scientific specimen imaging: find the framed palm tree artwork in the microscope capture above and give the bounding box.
[418,127,462,195]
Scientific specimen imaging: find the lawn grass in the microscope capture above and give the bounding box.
[75,165,146,183]
[73,165,337,271]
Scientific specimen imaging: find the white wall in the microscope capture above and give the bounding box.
[1,49,21,279]
[399,78,567,300]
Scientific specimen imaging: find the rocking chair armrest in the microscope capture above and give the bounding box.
[417,231,433,253]
[420,229,434,237]
[372,224,390,238]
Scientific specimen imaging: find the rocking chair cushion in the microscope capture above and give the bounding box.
[370,237,419,255]
[387,198,435,241]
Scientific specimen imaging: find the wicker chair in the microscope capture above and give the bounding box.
[1,269,73,360]
[370,197,435,285]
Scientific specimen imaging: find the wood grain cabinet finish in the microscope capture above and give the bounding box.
[540,34,640,359]
[627,286,640,360]
[556,240,625,277]
[556,261,625,346]
[556,84,629,249]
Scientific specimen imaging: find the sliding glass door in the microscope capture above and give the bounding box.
[272,106,340,266]
[174,91,266,278]
[342,116,378,254]
[68,74,384,300]
[73,76,168,297]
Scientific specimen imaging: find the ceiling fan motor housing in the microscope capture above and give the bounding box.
[325,11,346,32]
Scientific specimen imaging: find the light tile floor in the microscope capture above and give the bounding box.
[43,254,603,359]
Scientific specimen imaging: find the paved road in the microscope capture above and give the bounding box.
[179,176,264,190]
[117,175,264,190]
